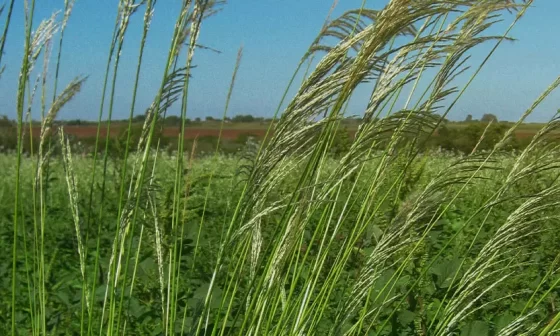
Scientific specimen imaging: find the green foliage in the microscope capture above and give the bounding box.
[435,122,509,153]
[163,115,191,126]
[231,114,255,123]
[0,116,16,151]
[330,125,352,157]
[480,113,499,123]
[0,115,12,127]
[3,0,560,335]
[233,132,259,145]
[2,149,559,334]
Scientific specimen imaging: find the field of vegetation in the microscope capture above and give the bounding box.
[2,0,560,335]
[2,150,560,335]
[0,114,557,157]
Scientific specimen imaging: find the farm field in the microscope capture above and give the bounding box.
[20,121,560,141]
[29,123,270,140]
[2,0,560,335]
[2,151,560,335]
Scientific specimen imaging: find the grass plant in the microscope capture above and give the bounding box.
[2,0,560,335]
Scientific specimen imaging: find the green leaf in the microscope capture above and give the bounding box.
[430,257,461,288]
[510,301,526,313]
[426,299,442,322]
[94,285,106,302]
[461,320,489,336]
[193,283,223,309]
[397,310,416,326]
[55,291,71,307]
[367,224,383,243]
[151,324,163,336]
[128,297,146,319]
[494,312,515,334]
[140,256,156,273]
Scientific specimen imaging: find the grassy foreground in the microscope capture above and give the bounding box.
[1,151,560,335]
[2,0,560,335]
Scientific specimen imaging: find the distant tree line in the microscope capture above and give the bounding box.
[0,113,542,155]
[0,112,502,126]
[464,113,499,123]
[431,113,533,153]
[162,114,274,125]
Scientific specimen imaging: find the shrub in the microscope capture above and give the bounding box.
[480,113,498,123]
[232,114,255,123]
[329,125,352,157]
[435,122,508,153]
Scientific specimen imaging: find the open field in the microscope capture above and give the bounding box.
[28,124,270,140]
[22,121,560,141]
[2,152,560,335]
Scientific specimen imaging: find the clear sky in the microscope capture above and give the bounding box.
[0,0,559,122]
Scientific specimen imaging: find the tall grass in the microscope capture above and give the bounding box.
[2,0,560,335]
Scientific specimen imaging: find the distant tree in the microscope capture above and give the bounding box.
[0,115,12,127]
[465,114,473,122]
[65,119,86,126]
[165,115,181,125]
[330,126,352,157]
[0,115,16,152]
[480,113,498,123]
[195,117,201,123]
[133,114,146,123]
[432,113,449,123]
[205,116,215,121]
[232,114,255,123]
[435,122,507,154]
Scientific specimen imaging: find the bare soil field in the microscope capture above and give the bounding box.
[29,125,269,140]
[23,124,556,141]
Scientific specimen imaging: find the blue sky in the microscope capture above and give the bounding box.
[0,0,559,122]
